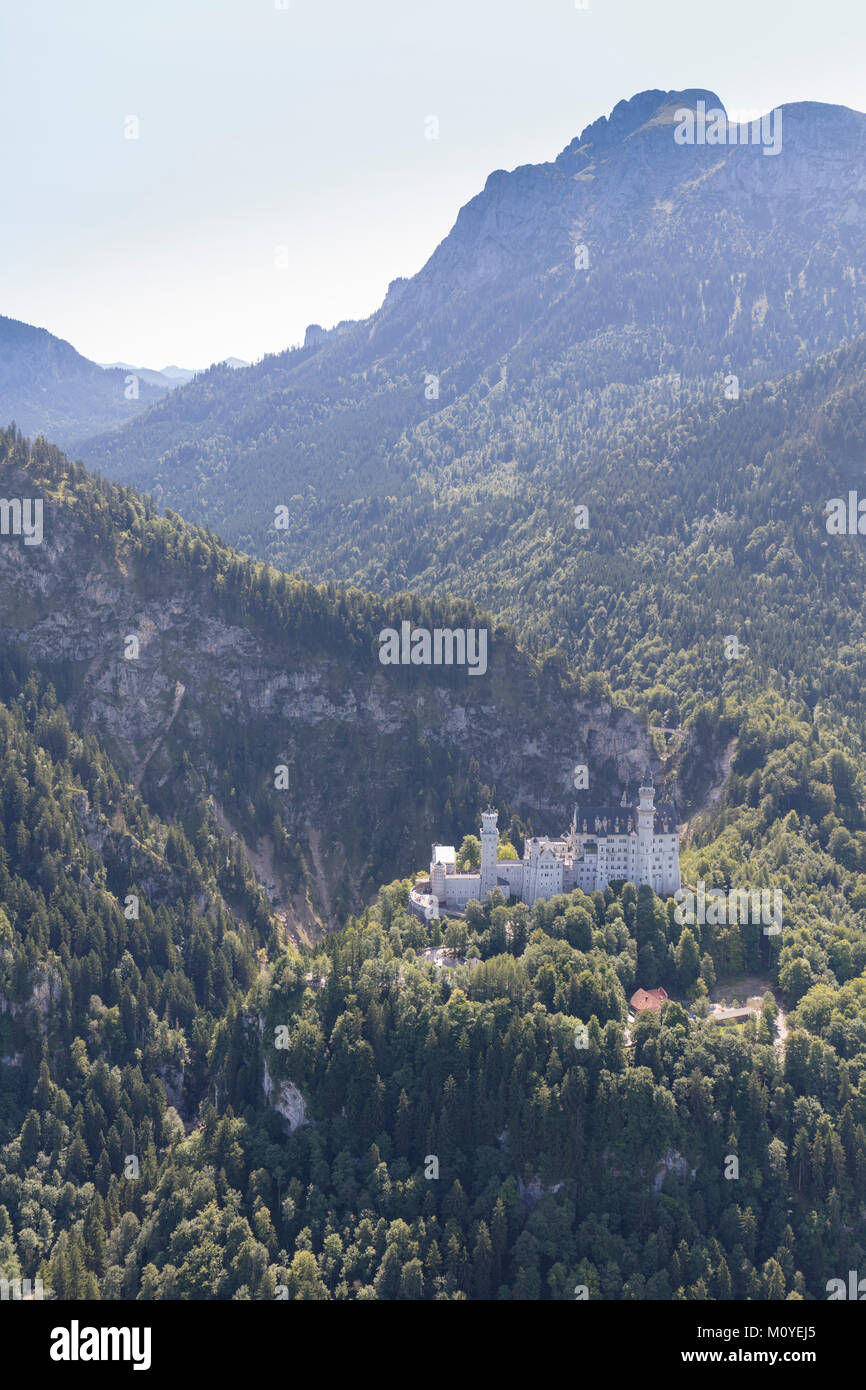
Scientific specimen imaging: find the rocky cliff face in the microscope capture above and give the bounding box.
[262,1057,308,1133]
[0,436,680,933]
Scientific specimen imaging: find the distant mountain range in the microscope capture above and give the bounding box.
[0,313,248,452]
[99,362,199,389]
[0,315,169,452]
[99,357,251,388]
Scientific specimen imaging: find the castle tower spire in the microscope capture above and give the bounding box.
[637,768,655,886]
[479,807,499,898]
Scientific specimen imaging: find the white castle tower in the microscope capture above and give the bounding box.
[479,807,499,898]
[637,765,655,886]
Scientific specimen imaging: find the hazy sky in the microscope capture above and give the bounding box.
[2,0,864,368]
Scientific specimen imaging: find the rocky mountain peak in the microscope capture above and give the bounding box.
[566,87,726,158]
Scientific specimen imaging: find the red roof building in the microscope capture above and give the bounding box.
[630,986,669,1014]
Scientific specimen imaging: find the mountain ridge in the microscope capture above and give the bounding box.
[79,85,866,619]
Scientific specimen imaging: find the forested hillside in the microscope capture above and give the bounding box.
[1,429,866,1298]
[0,428,663,933]
[3,679,866,1299]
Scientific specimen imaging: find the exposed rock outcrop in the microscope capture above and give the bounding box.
[262,1058,308,1133]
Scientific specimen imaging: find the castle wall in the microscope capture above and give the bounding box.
[523,850,563,906]
[495,860,525,894]
[442,873,481,907]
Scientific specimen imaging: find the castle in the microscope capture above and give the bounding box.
[410,769,680,919]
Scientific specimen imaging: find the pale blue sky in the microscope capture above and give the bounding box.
[1,0,863,367]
